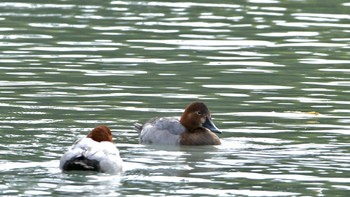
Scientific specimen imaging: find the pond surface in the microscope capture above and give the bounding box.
[1,0,350,196]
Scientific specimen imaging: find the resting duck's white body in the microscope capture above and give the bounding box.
[59,125,123,174]
[59,138,122,174]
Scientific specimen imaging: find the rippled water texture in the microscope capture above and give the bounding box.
[1,0,350,196]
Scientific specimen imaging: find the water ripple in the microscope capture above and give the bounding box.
[1,0,350,196]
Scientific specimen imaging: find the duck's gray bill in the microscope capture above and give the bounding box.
[203,117,222,134]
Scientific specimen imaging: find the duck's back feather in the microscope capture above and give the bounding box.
[61,155,100,171]
[139,117,186,145]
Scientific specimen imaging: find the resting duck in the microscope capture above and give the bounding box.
[134,102,222,145]
[59,125,123,174]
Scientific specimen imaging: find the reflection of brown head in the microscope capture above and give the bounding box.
[87,125,113,142]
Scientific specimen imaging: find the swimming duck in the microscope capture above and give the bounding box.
[59,125,123,174]
[134,102,222,145]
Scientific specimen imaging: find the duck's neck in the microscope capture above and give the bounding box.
[180,115,199,132]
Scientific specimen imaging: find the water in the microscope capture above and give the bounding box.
[1,0,350,196]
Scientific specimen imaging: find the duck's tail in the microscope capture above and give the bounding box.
[61,155,100,172]
[133,122,143,133]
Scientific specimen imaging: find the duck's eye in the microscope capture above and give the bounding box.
[195,111,202,115]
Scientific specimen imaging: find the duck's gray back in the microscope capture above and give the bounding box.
[139,117,186,145]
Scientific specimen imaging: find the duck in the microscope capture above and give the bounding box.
[134,102,222,145]
[59,125,123,174]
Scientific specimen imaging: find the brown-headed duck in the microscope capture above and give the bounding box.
[59,125,123,174]
[134,102,222,145]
